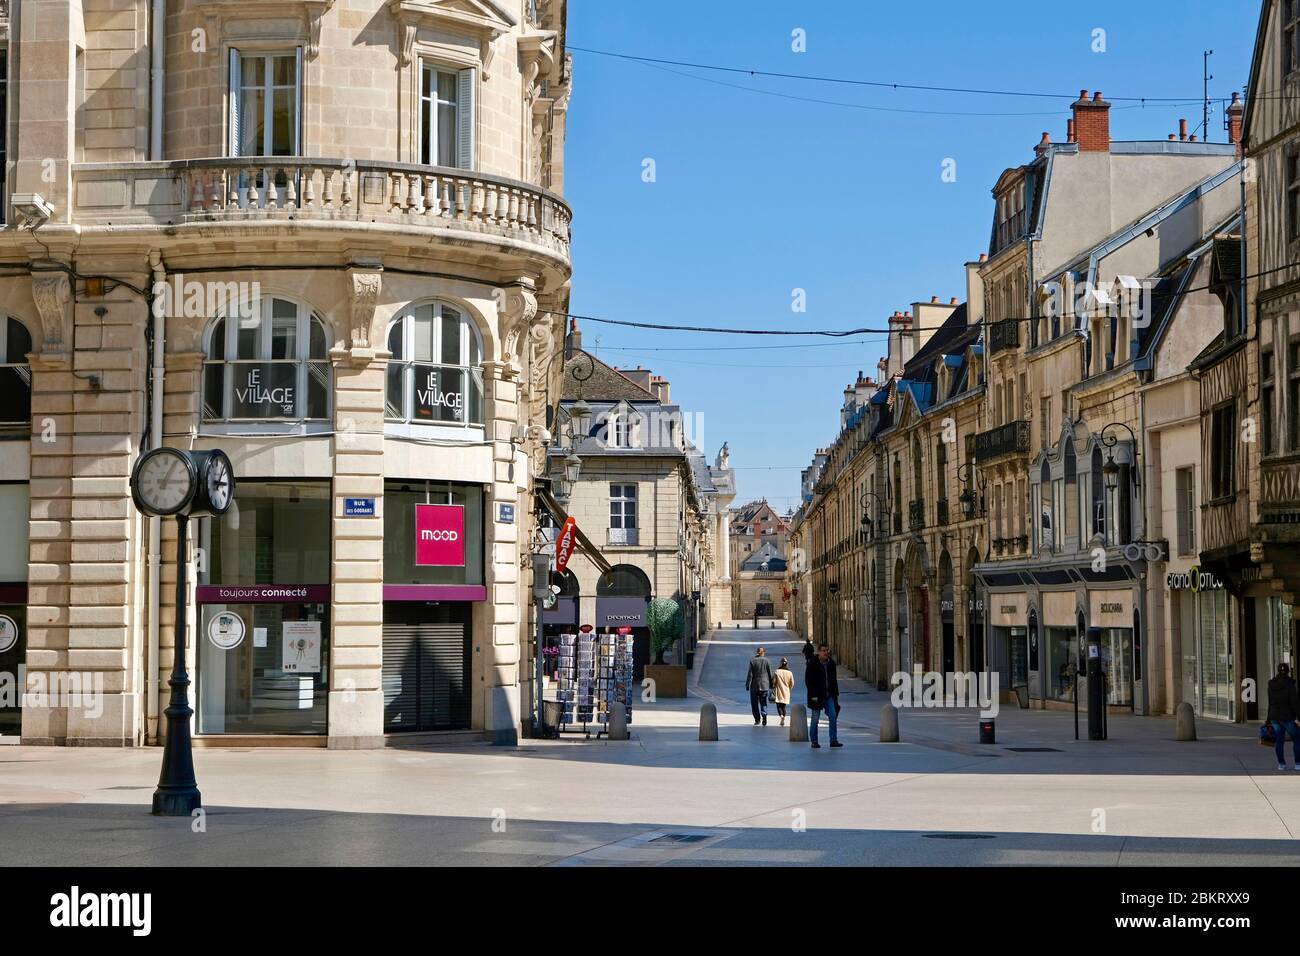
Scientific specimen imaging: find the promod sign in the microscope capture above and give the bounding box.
[555,516,578,574]
[415,504,465,566]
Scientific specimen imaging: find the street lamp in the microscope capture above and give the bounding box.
[860,490,885,543]
[957,462,985,520]
[1099,421,1140,493]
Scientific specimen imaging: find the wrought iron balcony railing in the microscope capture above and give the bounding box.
[974,420,1031,464]
[908,499,925,531]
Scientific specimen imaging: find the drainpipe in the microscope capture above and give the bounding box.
[146,251,166,742]
[150,0,165,159]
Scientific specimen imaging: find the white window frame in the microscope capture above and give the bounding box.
[384,302,485,439]
[0,315,33,429]
[419,61,476,170]
[229,48,302,158]
[202,297,331,435]
[609,483,638,545]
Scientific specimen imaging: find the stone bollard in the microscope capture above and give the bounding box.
[1175,701,1196,741]
[789,704,809,742]
[699,703,719,741]
[879,704,900,742]
[609,701,629,740]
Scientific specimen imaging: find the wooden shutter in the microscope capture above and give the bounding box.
[456,67,476,170]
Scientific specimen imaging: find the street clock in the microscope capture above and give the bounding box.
[131,447,235,519]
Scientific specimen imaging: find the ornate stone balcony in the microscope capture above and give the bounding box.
[70,156,572,265]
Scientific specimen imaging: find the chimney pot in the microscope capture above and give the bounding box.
[1179,119,1188,141]
[1079,89,1089,101]
[931,295,939,303]
[1168,134,1176,140]
[1067,118,1076,143]
[950,296,958,305]
[1189,134,1197,142]
[979,252,988,262]
[1093,91,1103,102]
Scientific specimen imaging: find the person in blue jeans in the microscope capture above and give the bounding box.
[805,643,841,748]
[1267,662,1300,770]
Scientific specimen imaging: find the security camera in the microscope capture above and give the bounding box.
[11,192,54,228]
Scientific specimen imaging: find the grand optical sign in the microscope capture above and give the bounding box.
[1166,566,1224,592]
[415,504,465,567]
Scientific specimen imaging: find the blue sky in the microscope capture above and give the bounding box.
[563,0,1258,512]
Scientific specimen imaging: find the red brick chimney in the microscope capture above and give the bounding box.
[1072,90,1111,153]
[1226,92,1245,155]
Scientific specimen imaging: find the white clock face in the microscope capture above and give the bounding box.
[206,454,232,512]
[135,449,194,514]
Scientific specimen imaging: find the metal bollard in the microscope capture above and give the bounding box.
[698,703,719,741]
[789,704,809,742]
[609,701,629,740]
[978,718,995,744]
[879,704,900,742]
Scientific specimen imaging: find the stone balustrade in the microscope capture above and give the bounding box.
[71,157,572,261]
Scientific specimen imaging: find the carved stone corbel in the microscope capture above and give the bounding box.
[31,273,72,367]
[331,265,384,367]
[526,312,559,472]
[305,1,332,60]
[499,277,538,377]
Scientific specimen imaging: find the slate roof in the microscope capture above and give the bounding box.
[741,540,787,572]
[561,349,657,402]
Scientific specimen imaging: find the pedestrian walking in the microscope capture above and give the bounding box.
[1267,663,1300,770]
[801,637,815,662]
[805,643,841,749]
[771,657,795,726]
[745,646,775,726]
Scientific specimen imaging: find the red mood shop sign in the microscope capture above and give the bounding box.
[555,516,578,574]
[415,504,465,567]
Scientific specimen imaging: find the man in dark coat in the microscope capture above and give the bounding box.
[805,643,841,748]
[745,646,775,726]
[801,638,815,662]
[1268,663,1300,770]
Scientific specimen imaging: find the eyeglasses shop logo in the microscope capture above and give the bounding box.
[50,887,151,937]
[890,667,1000,718]
[151,274,261,320]
[1,667,104,719]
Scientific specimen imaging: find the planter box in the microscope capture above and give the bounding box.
[645,664,688,699]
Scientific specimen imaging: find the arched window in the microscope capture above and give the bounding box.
[386,303,483,427]
[203,297,330,424]
[0,316,33,429]
[597,564,651,597]
[1039,459,1054,551]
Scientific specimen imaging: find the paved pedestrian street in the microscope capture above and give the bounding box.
[2,629,1296,867]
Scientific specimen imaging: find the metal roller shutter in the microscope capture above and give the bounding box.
[382,609,471,731]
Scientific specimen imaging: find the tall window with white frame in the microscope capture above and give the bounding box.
[1175,467,1196,557]
[386,303,484,428]
[421,63,476,169]
[609,483,638,546]
[0,317,32,430]
[229,50,300,157]
[202,298,330,426]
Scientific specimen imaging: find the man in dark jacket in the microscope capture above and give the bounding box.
[1267,663,1300,770]
[745,647,775,725]
[801,638,816,662]
[805,643,841,748]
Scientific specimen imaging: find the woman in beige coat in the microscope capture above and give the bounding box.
[771,658,795,726]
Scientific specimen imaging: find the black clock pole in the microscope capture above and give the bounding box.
[152,513,201,816]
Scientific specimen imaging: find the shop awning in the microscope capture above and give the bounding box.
[536,485,614,576]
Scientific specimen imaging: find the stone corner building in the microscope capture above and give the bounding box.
[0,0,574,747]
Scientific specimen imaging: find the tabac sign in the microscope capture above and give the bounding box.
[415,504,465,567]
[555,516,578,574]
